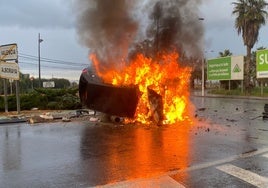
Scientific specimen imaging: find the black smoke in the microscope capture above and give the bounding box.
[74,0,138,70]
[74,0,204,68]
[145,0,204,58]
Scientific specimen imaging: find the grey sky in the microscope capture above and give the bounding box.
[0,0,73,28]
[0,0,267,81]
[201,0,268,56]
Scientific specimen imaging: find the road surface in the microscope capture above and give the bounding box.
[1,96,268,187]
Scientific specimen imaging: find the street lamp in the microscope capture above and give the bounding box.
[38,33,43,87]
[198,17,205,96]
[202,58,205,96]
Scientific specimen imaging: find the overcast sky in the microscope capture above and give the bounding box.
[0,0,267,81]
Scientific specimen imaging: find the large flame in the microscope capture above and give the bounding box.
[90,51,192,125]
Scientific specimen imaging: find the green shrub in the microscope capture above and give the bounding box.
[59,93,81,110]
[47,101,59,110]
[0,87,81,112]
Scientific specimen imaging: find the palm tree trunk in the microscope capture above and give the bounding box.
[245,45,252,93]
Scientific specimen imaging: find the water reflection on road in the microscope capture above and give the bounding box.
[79,121,192,185]
[1,126,21,172]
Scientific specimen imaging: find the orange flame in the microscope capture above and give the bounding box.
[90,51,193,125]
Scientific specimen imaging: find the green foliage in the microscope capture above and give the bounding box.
[0,74,73,95]
[0,87,81,112]
[47,101,59,110]
[218,49,233,57]
[20,92,48,110]
[209,89,243,96]
[209,87,268,97]
[58,93,81,109]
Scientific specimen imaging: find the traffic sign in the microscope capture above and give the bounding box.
[256,49,268,78]
[0,43,18,61]
[0,61,19,80]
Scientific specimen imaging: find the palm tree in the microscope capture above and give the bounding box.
[232,0,268,92]
[218,49,233,57]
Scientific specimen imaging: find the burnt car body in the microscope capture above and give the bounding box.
[79,67,139,118]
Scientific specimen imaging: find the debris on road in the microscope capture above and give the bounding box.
[89,117,99,122]
[62,116,71,122]
[226,118,238,123]
[25,109,94,125]
[263,104,268,120]
[29,116,48,124]
[40,113,54,120]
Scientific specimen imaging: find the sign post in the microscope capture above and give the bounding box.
[0,43,20,113]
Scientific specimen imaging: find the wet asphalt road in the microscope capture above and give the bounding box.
[1,96,268,187]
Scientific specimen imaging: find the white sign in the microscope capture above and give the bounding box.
[0,61,19,80]
[0,44,18,61]
[43,81,55,88]
[231,56,244,80]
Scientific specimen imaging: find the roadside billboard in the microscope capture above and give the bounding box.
[0,43,18,61]
[256,49,268,78]
[0,61,19,80]
[207,56,244,81]
[43,81,55,88]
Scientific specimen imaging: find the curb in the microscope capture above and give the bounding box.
[191,94,268,100]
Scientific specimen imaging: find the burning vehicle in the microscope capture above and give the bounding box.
[79,52,193,125]
[76,0,204,125]
[79,67,139,118]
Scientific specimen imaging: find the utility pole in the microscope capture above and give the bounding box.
[199,17,205,97]
[202,58,205,96]
[38,33,43,87]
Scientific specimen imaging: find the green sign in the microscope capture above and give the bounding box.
[207,56,244,81]
[256,49,268,78]
[207,57,231,80]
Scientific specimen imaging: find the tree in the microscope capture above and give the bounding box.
[232,0,268,92]
[218,49,233,57]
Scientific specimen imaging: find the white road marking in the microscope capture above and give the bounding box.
[168,147,268,176]
[96,175,185,188]
[93,148,268,187]
[262,153,268,158]
[217,164,268,188]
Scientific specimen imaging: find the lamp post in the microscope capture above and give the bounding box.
[202,58,205,96]
[198,17,205,96]
[38,33,43,87]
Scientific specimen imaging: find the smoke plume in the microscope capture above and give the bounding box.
[74,0,204,68]
[146,0,204,57]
